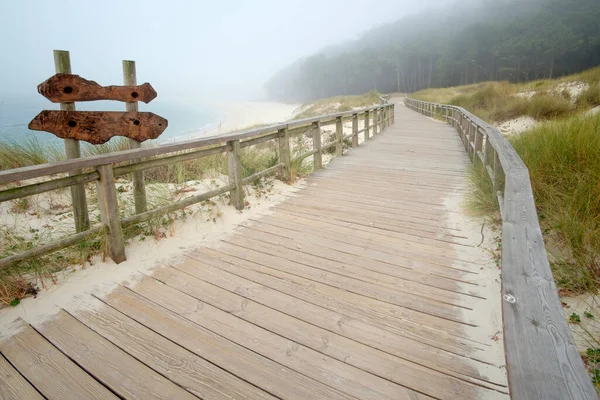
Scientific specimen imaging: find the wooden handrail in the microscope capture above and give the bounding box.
[405,97,597,400]
[0,103,395,270]
[0,104,387,185]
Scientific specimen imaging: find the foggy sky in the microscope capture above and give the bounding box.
[0,0,438,101]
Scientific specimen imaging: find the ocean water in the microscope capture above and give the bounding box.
[0,94,216,147]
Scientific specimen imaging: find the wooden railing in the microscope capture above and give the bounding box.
[0,103,395,269]
[405,98,597,400]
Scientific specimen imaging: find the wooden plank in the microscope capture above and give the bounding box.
[67,295,276,400]
[221,232,473,323]
[53,49,90,233]
[100,285,355,400]
[161,256,507,387]
[227,139,244,209]
[0,355,44,400]
[312,121,322,169]
[192,247,497,364]
[352,113,358,147]
[29,110,168,144]
[37,310,197,400]
[130,275,431,400]
[147,266,507,399]
[335,116,343,156]
[278,127,291,182]
[37,73,157,103]
[96,164,126,263]
[501,171,597,399]
[0,320,118,400]
[123,60,148,214]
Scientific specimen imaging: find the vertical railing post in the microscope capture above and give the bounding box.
[96,164,126,264]
[364,110,370,140]
[123,60,148,214]
[483,133,492,167]
[335,117,343,156]
[391,104,395,125]
[54,50,90,233]
[351,113,358,148]
[312,121,322,170]
[227,139,244,209]
[373,109,378,135]
[278,127,292,182]
[475,127,484,163]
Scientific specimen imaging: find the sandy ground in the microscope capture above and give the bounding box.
[498,116,538,136]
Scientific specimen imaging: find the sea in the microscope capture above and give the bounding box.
[0,94,217,147]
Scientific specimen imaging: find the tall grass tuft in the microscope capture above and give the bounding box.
[0,138,63,170]
[510,113,600,292]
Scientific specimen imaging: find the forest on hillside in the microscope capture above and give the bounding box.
[264,0,600,102]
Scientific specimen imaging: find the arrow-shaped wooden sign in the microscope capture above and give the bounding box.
[29,111,168,144]
[37,74,157,104]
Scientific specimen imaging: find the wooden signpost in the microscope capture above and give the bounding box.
[29,50,167,262]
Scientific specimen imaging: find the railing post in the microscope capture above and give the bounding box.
[312,121,322,169]
[96,164,126,264]
[351,113,358,148]
[278,127,292,182]
[335,117,343,156]
[123,60,148,214]
[475,127,484,162]
[391,104,395,125]
[227,139,244,209]
[483,134,492,167]
[364,110,370,140]
[372,109,378,135]
[54,50,90,233]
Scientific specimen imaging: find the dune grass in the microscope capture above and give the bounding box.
[413,66,600,124]
[510,114,600,292]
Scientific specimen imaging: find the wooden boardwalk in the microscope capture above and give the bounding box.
[0,103,509,400]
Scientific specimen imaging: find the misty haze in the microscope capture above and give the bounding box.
[1,0,599,399]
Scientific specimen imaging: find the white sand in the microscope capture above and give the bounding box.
[444,186,508,386]
[553,81,589,101]
[561,293,600,352]
[586,105,600,116]
[498,116,537,136]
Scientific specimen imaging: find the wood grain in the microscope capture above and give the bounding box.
[0,355,43,400]
[37,73,157,103]
[67,295,276,400]
[28,110,168,144]
[0,320,118,400]
[37,311,197,400]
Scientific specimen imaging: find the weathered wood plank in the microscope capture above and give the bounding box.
[147,266,506,399]
[96,164,126,263]
[101,285,355,399]
[123,60,148,214]
[37,73,157,103]
[227,139,244,209]
[53,49,90,233]
[312,121,322,169]
[67,295,276,400]
[131,274,428,400]
[28,111,168,144]
[162,255,507,387]
[0,320,118,400]
[278,127,292,182]
[37,311,197,400]
[0,354,44,400]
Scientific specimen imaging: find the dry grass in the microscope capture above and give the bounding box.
[294,91,381,119]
